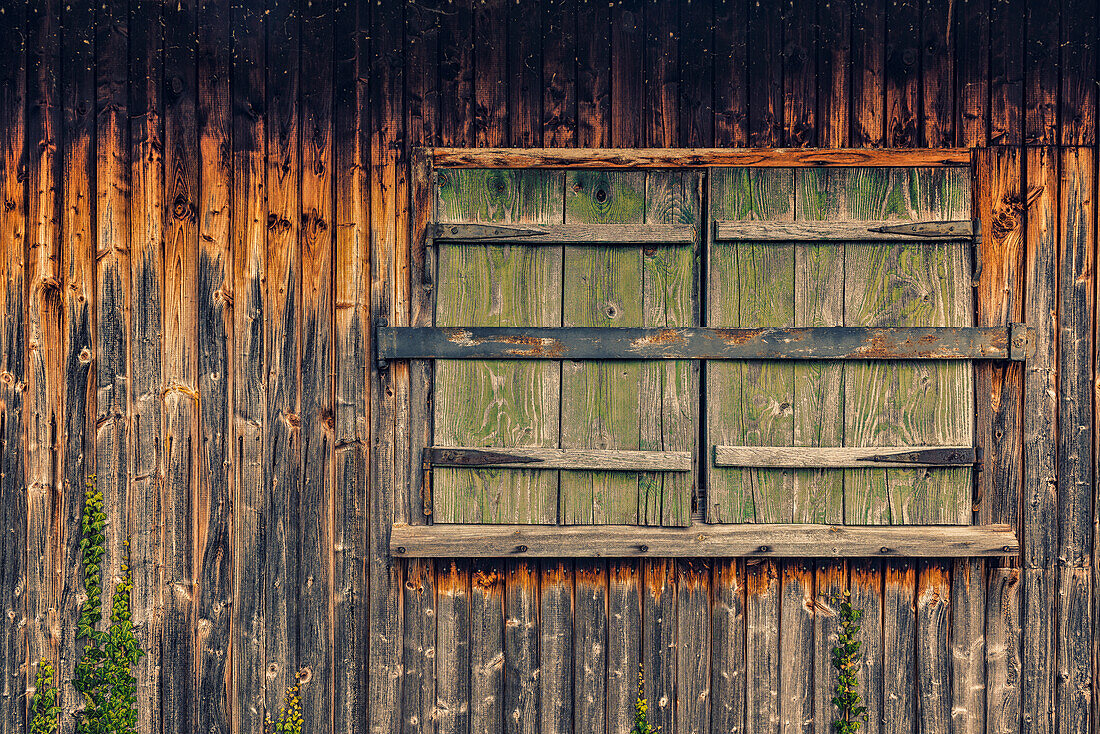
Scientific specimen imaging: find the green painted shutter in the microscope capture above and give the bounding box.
[432,169,700,526]
[706,166,973,524]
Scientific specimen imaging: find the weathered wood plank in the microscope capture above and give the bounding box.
[266,0,300,715]
[1060,0,1097,145]
[433,222,694,244]
[607,562,640,734]
[851,561,883,734]
[430,147,974,169]
[474,0,507,147]
[1057,147,1093,732]
[715,445,976,468]
[610,0,643,147]
[196,1,234,730]
[541,0,576,147]
[162,0,199,730]
[986,567,1021,734]
[127,2,164,731]
[381,325,1016,362]
[439,0,473,147]
[1020,148,1058,734]
[713,0,748,147]
[956,0,989,146]
[747,0,782,147]
[716,219,974,241]
[25,0,62,685]
[921,0,955,148]
[642,560,675,733]
[783,0,816,148]
[850,0,885,147]
[504,561,540,734]
[710,560,745,734]
[778,560,813,732]
[575,0,609,147]
[299,5,336,732]
[679,0,713,147]
[916,562,951,732]
[676,560,709,734]
[745,560,780,731]
[229,0,267,729]
[333,0,367,730]
[574,561,608,734]
[707,166,795,523]
[391,524,1021,559]
[426,447,691,472]
[508,0,541,147]
[539,560,572,734]
[1024,0,1059,144]
[644,0,677,147]
[817,0,851,148]
[950,558,986,734]
[435,561,471,734]
[470,567,505,734]
[811,561,845,734]
[882,562,916,732]
[989,0,1023,144]
[401,561,435,734]
[0,4,27,731]
[58,0,96,726]
[885,0,919,147]
[433,169,563,524]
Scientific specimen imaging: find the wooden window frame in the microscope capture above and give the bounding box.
[391,147,1019,559]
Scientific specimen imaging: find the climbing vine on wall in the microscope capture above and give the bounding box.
[831,591,866,734]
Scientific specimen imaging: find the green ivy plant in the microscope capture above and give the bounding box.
[631,664,655,734]
[74,475,143,734]
[265,671,304,734]
[831,591,866,734]
[29,660,60,734]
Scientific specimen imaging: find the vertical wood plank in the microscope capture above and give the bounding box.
[95,0,131,618]
[881,562,916,733]
[1061,0,1098,145]
[950,558,986,734]
[642,560,676,734]
[747,0,783,146]
[505,561,540,734]
[811,562,845,734]
[817,0,850,148]
[710,560,745,734]
[572,562,607,734]
[231,0,268,730]
[713,0,748,147]
[0,4,27,732]
[915,562,950,732]
[1056,147,1094,733]
[475,0,508,148]
[162,0,199,731]
[645,0,677,147]
[921,0,955,148]
[576,0,610,148]
[58,0,97,726]
[1021,147,1058,734]
[542,0,577,147]
[777,560,813,733]
[436,561,471,734]
[955,0,989,146]
[509,0,542,147]
[266,0,301,714]
[299,4,335,733]
[676,561,709,734]
[851,563,883,734]
[707,167,794,523]
[25,0,62,689]
[439,0,474,148]
[127,2,164,731]
[539,560,573,734]
[1024,0,1059,144]
[196,2,234,730]
[607,563,640,734]
[402,561,436,734]
[851,0,885,147]
[471,568,505,734]
[986,568,1021,734]
[610,0,643,147]
[679,0,714,147]
[783,0,817,148]
[885,0,919,147]
[333,2,367,733]
[989,0,1023,144]
[745,560,780,733]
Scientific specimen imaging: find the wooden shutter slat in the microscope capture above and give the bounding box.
[425,447,692,471]
[713,445,977,468]
[715,218,974,241]
[433,222,695,243]
[380,325,1020,361]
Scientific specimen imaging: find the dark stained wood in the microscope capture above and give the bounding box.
[539,560,573,734]
[162,1,199,732]
[885,0,919,147]
[783,0,817,147]
[882,561,916,732]
[956,0,989,146]
[0,3,27,731]
[266,0,300,718]
[435,561,471,734]
[574,561,608,734]
[475,0,508,148]
[916,562,951,732]
[922,0,956,148]
[439,0,474,147]
[542,0,576,147]
[747,0,783,146]
[676,561,709,734]
[645,0,677,147]
[127,2,164,731]
[230,0,267,731]
[986,568,1021,734]
[196,1,234,731]
[989,0,1023,144]
[812,562,845,734]
[504,561,540,734]
[470,567,505,734]
[851,561,883,734]
[951,558,987,734]
[1022,148,1058,734]
[678,0,713,147]
[607,562,640,734]
[509,0,541,147]
[713,0,748,146]
[817,0,850,147]
[575,0,609,147]
[778,559,813,731]
[1060,0,1098,145]
[401,561,435,734]
[1024,0,1059,144]
[642,560,676,733]
[610,0,643,147]
[299,4,336,732]
[850,0,885,146]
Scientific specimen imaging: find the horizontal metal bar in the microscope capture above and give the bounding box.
[390,523,1019,558]
[715,219,975,241]
[713,445,977,468]
[427,147,974,169]
[426,447,692,471]
[433,222,695,244]
[378,325,1023,363]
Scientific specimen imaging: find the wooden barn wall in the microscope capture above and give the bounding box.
[0,1,1096,734]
